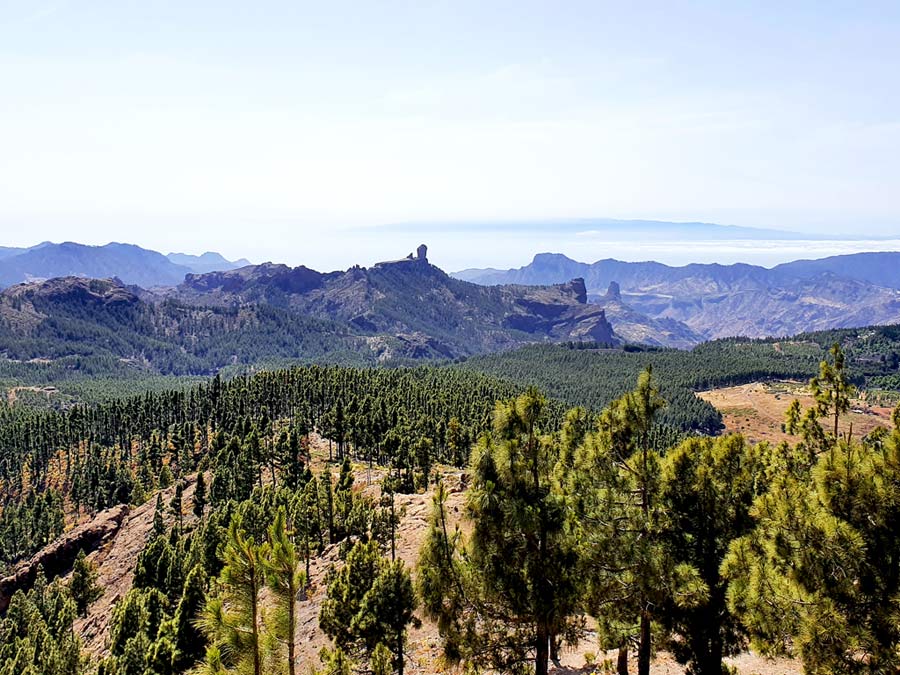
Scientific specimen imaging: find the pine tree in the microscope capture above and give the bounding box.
[198,514,265,675]
[170,480,184,530]
[334,457,354,541]
[724,413,900,673]
[70,549,102,617]
[262,508,305,675]
[810,343,856,443]
[418,388,582,675]
[570,370,705,675]
[657,435,768,675]
[371,643,393,675]
[320,538,418,673]
[353,559,419,675]
[194,471,208,518]
[153,493,165,537]
[171,565,207,670]
[320,540,382,652]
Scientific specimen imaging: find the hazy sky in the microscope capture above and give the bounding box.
[2,1,899,270]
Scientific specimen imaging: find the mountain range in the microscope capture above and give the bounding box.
[0,242,249,289]
[3,241,900,357]
[454,252,900,344]
[0,247,615,373]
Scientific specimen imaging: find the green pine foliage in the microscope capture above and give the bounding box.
[724,411,900,673]
[69,549,103,617]
[418,388,583,675]
[0,572,83,675]
[0,365,522,513]
[2,332,900,675]
[261,508,305,675]
[657,435,770,675]
[568,370,706,675]
[0,489,64,574]
[319,539,418,675]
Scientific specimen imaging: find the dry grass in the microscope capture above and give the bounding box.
[698,380,893,445]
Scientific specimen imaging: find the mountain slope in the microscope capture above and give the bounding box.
[0,242,249,289]
[0,242,192,288]
[455,252,900,341]
[0,255,617,380]
[0,277,370,374]
[0,246,25,260]
[773,252,900,290]
[170,252,618,356]
[589,282,705,348]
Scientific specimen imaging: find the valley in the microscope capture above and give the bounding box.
[7,6,900,675]
[457,252,900,344]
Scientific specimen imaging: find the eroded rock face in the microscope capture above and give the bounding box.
[0,504,129,612]
[557,306,616,344]
[417,244,428,261]
[567,278,588,304]
[606,281,622,301]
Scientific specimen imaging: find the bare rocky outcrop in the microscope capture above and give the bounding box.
[2,277,139,307]
[605,281,622,301]
[0,504,129,612]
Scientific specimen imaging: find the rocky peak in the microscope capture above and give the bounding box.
[3,277,139,307]
[605,281,621,301]
[565,278,588,304]
[182,263,324,295]
[532,252,577,265]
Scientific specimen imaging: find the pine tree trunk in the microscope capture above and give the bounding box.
[390,492,396,561]
[834,408,839,441]
[617,646,629,675]
[550,633,561,667]
[397,627,405,675]
[288,586,297,675]
[251,577,262,675]
[696,635,724,675]
[638,612,651,675]
[535,621,550,675]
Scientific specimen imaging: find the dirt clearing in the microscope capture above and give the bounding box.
[699,381,893,445]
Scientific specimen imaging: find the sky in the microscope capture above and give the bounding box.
[1,1,900,271]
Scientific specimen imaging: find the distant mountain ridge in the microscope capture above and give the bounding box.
[167,251,252,275]
[0,247,618,369]
[0,242,249,289]
[384,217,821,240]
[454,251,900,342]
[167,247,618,358]
[6,240,900,351]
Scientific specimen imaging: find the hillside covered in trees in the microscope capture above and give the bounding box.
[0,258,617,395]
[1,345,899,675]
